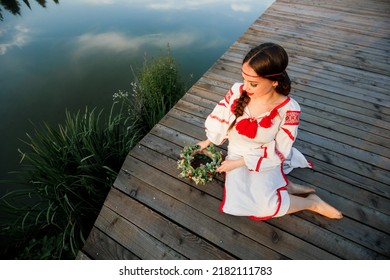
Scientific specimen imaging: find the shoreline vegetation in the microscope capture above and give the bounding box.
[0,46,188,259]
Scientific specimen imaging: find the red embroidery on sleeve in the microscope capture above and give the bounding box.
[281,128,295,141]
[209,114,229,124]
[284,110,300,125]
[217,101,227,107]
[224,89,233,104]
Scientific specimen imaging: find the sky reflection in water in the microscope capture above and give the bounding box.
[0,0,274,184]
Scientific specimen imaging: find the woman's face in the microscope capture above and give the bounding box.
[241,62,278,98]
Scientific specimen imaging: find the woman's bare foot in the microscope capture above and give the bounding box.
[287,181,315,195]
[307,194,343,219]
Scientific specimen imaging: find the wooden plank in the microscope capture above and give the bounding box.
[106,186,235,260]
[76,251,91,260]
[298,105,389,146]
[255,14,390,50]
[280,0,390,17]
[288,62,390,101]
[95,205,187,260]
[217,54,390,113]
[267,1,390,35]
[238,29,390,75]
[298,130,389,176]
[253,13,389,47]
[220,51,390,92]
[299,117,390,158]
[81,227,140,260]
[302,154,389,202]
[290,166,390,217]
[295,135,390,189]
[268,211,388,259]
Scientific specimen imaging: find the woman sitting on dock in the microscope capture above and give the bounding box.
[197,42,343,220]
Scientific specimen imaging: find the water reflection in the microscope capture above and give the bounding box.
[75,32,196,55]
[0,0,274,188]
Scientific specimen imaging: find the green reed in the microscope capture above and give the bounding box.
[1,103,141,259]
[116,45,187,133]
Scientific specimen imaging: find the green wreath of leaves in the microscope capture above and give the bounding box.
[177,144,223,185]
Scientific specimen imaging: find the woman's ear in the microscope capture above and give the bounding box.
[272,81,279,87]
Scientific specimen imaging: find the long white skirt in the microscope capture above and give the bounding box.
[220,147,310,220]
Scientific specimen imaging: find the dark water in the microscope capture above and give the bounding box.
[0,0,274,194]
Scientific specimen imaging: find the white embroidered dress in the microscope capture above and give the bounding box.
[205,83,312,220]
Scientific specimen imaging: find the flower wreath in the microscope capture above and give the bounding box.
[177,144,223,185]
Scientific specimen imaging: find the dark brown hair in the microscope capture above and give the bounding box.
[229,42,291,130]
[243,42,291,95]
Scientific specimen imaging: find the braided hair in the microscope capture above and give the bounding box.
[229,42,291,130]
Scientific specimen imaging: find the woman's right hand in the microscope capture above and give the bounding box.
[196,139,212,151]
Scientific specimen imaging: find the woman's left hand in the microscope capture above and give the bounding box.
[217,158,245,173]
[196,139,212,151]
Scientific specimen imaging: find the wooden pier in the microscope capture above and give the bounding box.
[77,0,390,260]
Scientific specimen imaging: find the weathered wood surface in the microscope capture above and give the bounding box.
[78,0,390,260]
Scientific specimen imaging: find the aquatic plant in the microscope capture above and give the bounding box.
[1,103,141,259]
[114,45,187,133]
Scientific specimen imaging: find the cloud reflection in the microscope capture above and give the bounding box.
[78,0,266,12]
[231,3,252,12]
[80,0,115,4]
[146,0,259,12]
[0,25,30,55]
[73,31,197,57]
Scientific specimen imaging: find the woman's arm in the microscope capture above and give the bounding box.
[217,158,245,173]
[197,139,212,151]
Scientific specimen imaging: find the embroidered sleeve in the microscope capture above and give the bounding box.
[244,100,302,172]
[284,110,300,125]
[274,109,300,160]
[205,83,241,145]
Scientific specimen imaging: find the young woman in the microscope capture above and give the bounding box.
[197,42,342,220]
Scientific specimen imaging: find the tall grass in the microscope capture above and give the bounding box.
[0,46,188,259]
[1,103,141,259]
[117,46,187,133]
